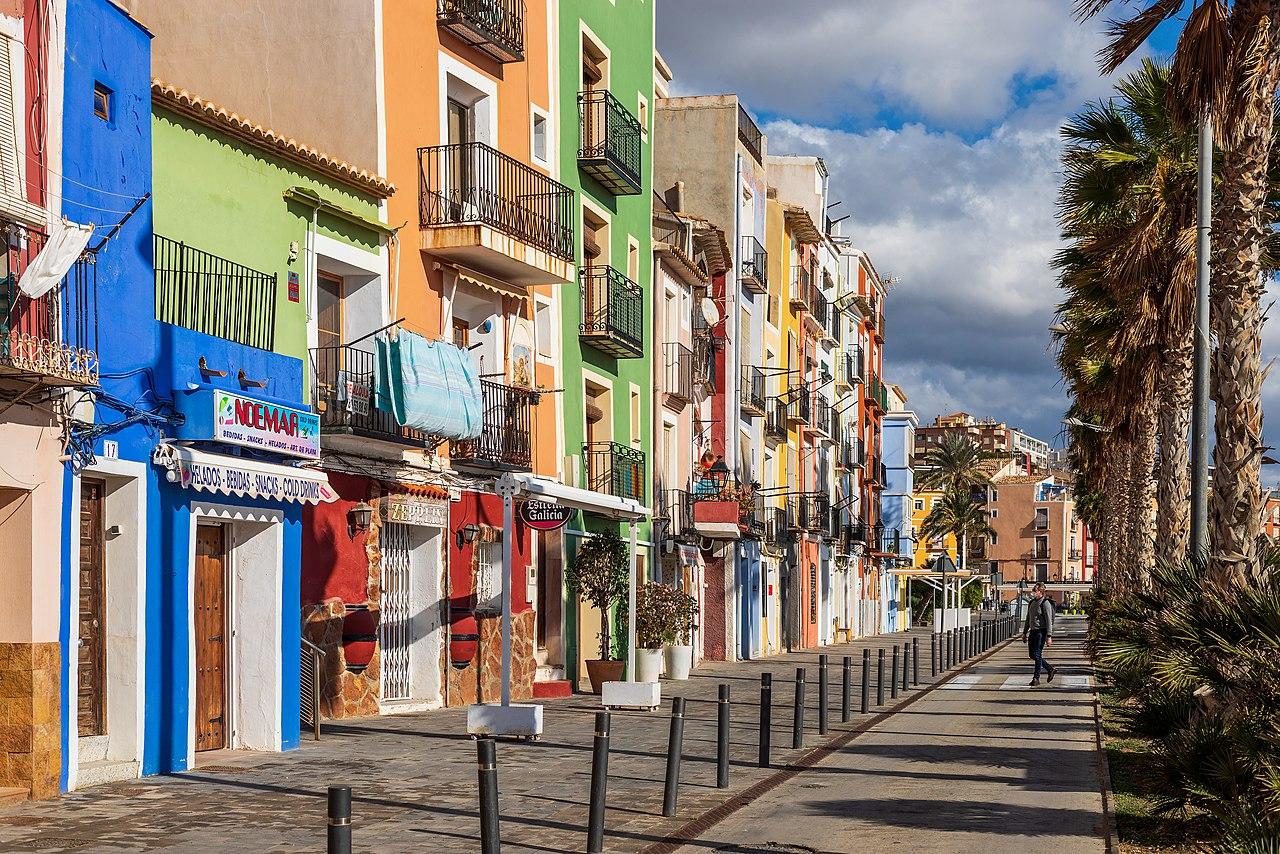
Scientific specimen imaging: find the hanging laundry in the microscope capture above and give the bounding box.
[18,218,94,298]
[375,329,482,439]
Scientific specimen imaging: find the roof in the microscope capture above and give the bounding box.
[690,218,731,276]
[781,203,823,244]
[152,79,396,198]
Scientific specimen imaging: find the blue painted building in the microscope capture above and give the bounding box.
[879,392,917,633]
[58,0,334,791]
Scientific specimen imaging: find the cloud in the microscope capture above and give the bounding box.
[656,0,1116,132]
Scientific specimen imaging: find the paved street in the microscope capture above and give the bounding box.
[0,620,1106,853]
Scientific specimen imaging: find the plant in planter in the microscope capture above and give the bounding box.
[663,588,699,680]
[635,583,678,683]
[565,529,629,694]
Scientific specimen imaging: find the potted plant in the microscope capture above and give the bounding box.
[663,588,699,680]
[565,530,629,694]
[635,583,675,683]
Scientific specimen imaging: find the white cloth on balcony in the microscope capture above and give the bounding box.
[374,329,482,439]
[18,217,93,298]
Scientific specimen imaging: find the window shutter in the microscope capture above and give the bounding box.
[0,34,45,227]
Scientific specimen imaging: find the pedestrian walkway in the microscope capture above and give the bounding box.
[0,620,1068,853]
[672,616,1106,854]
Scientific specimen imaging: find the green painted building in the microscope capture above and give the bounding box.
[556,1,656,685]
[150,83,393,364]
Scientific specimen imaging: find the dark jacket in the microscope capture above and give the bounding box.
[1023,596,1054,637]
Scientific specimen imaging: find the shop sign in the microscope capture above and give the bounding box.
[214,390,320,459]
[383,495,448,528]
[175,457,335,504]
[521,500,574,531]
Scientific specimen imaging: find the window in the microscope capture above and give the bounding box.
[628,238,640,282]
[989,532,998,545]
[1034,507,1049,530]
[531,110,549,165]
[535,299,553,359]
[477,541,504,612]
[1035,563,1049,582]
[913,500,924,511]
[1035,535,1049,559]
[989,509,997,518]
[989,560,999,575]
[630,389,641,444]
[93,82,112,121]
[989,489,998,502]
[316,273,344,350]
[452,318,470,349]
[637,94,648,137]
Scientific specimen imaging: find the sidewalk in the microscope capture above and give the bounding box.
[0,621,1062,853]
[672,616,1107,854]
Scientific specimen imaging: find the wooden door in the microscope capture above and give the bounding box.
[194,524,228,752]
[77,479,106,737]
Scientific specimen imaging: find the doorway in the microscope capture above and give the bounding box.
[77,479,106,738]
[379,521,444,709]
[194,523,228,752]
[534,530,564,672]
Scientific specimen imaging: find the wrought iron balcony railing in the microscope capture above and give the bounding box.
[580,265,643,358]
[737,104,763,164]
[155,235,277,351]
[1069,548,1083,560]
[437,0,525,63]
[418,142,575,261]
[0,221,98,389]
[866,374,889,411]
[838,346,864,387]
[740,235,767,294]
[658,488,695,543]
[578,89,643,195]
[584,441,645,503]
[839,436,865,469]
[806,289,829,335]
[801,493,831,533]
[810,394,833,438]
[740,494,767,538]
[662,341,694,406]
[786,382,810,423]
[766,506,792,547]
[740,366,766,416]
[789,267,812,310]
[765,397,788,443]
[311,345,430,446]
[452,379,537,470]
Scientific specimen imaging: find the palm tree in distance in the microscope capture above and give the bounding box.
[921,486,995,573]
[917,432,995,494]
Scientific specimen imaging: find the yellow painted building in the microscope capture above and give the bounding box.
[912,488,959,567]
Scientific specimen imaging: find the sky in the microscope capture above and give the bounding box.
[655,0,1280,467]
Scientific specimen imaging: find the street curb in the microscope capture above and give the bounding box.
[1090,661,1118,854]
[638,633,1018,854]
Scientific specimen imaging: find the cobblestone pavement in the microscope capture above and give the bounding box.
[0,623,1020,853]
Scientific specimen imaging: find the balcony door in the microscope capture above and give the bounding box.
[447,98,474,219]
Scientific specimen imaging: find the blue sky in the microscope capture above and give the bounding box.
[656,0,1279,477]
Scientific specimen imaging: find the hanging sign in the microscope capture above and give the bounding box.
[214,390,320,459]
[521,500,574,531]
[340,370,371,417]
[382,495,448,528]
[288,271,300,303]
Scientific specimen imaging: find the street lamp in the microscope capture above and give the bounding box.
[1063,417,1112,433]
[708,457,731,494]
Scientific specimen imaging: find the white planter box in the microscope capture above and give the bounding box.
[601,680,661,710]
[466,703,544,738]
[636,648,664,683]
[664,644,693,680]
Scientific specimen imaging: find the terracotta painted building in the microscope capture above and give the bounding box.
[979,472,1093,592]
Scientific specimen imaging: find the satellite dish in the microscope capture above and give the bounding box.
[699,298,721,326]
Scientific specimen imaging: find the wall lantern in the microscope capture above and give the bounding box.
[708,457,731,493]
[455,523,481,550]
[348,500,373,537]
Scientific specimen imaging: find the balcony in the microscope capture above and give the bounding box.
[740,366,767,417]
[789,267,813,311]
[740,494,767,539]
[578,89,643,195]
[584,441,645,503]
[691,478,748,540]
[804,289,828,336]
[765,506,792,548]
[437,0,525,63]
[738,104,764,164]
[810,395,834,440]
[1069,548,1083,561]
[801,494,831,534]
[866,374,888,411]
[838,435,865,469]
[580,265,643,358]
[764,398,788,445]
[740,235,767,294]
[836,346,864,389]
[661,342,694,410]
[657,488,695,543]
[311,345,430,447]
[0,222,98,391]
[418,142,574,285]
[786,382,810,424]
[452,379,537,471]
[155,235,276,351]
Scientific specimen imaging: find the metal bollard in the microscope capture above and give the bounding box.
[891,645,899,699]
[912,636,920,686]
[930,632,937,678]
[759,673,772,768]
[327,785,352,854]
[861,649,870,714]
[902,642,910,692]
[876,648,885,706]
[717,684,730,789]
[841,655,852,722]
[818,655,829,735]
[476,738,500,854]
[587,711,610,853]
[792,667,806,749]
[662,697,686,817]
[949,629,957,668]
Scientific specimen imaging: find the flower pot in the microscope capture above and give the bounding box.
[584,659,625,695]
[635,647,664,683]
[664,644,694,680]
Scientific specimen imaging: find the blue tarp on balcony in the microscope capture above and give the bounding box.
[375,330,482,440]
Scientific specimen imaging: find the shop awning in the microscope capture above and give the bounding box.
[153,443,337,505]
[509,473,648,522]
[455,265,528,300]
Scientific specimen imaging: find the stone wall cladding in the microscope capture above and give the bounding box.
[0,643,60,799]
[446,611,535,707]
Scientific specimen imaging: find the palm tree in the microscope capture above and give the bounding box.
[920,486,995,573]
[917,432,994,494]
[1076,0,1280,580]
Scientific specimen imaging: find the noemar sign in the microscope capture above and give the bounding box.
[214,390,320,459]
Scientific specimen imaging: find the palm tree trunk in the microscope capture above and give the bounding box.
[1156,328,1193,565]
[1210,103,1274,583]
[1105,438,1134,593]
[1127,398,1158,589]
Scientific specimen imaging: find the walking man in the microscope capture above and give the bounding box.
[1021,582,1055,686]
